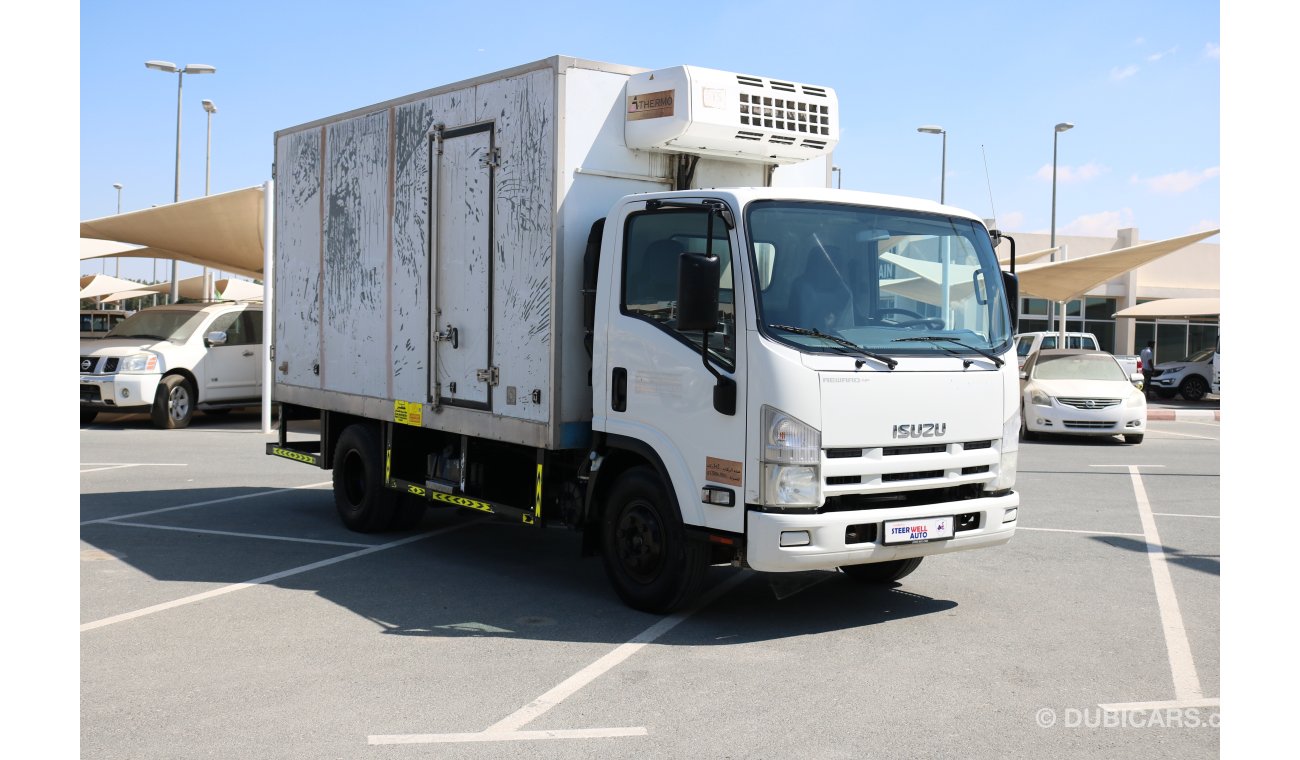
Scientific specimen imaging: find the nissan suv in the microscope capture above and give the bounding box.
[80,301,263,429]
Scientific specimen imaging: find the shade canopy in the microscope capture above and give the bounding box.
[80,273,152,300]
[1014,229,1220,303]
[80,186,266,278]
[1113,297,1220,319]
[997,246,1057,267]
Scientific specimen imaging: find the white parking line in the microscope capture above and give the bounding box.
[1149,429,1219,441]
[1017,527,1145,538]
[80,520,479,632]
[369,571,751,745]
[104,520,373,548]
[1153,513,1220,519]
[81,463,189,473]
[80,481,332,526]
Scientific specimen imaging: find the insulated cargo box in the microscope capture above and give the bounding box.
[272,56,835,450]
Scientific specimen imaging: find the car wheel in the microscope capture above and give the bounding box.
[840,557,924,583]
[1124,434,1144,444]
[151,375,195,429]
[80,408,98,425]
[601,466,708,614]
[1180,375,1209,402]
[332,424,398,533]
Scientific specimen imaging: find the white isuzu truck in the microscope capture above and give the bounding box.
[267,56,1022,612]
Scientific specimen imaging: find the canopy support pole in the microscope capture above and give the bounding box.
[261,179,275,434]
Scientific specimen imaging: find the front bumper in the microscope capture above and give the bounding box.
[745,492,1018,572]
[1023,402,1145,437]
[80,372,162,413]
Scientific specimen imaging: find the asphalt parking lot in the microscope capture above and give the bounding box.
[80,410,1219,759]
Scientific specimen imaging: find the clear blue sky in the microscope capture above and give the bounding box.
[76,0,1219,281]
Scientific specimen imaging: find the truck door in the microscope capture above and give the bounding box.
[431,123,495,410]
[201,308,260,401]
[600,202,748,533]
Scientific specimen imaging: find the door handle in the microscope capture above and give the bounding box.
[611,367,627,412]
[242,350,255,357]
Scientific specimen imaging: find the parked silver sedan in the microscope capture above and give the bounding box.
[1019,349,1147,444]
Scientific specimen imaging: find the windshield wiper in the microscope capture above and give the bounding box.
[768,324,897,369]
[892,336,1004,367]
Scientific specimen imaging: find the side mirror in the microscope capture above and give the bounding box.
[676,252,720,331]
[1001,271,1019,325]
[1019,370,1028,381]
[1131,373,1144,387]
[206,331,229,347]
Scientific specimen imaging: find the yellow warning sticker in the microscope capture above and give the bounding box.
[394,400,423,426]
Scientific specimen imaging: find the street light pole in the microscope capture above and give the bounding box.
[917,125,946,204]
[1049,122,1074,334]
[112,183,123,277]
[146,60,216,303]
[831,165,842,189]
[202,99,218,300]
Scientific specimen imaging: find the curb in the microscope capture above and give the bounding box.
[1148,409,1220,421]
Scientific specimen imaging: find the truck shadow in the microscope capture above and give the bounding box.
[80,486,958,644]
[1089,535,1220,576]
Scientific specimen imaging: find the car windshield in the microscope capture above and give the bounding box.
[746,201,1012,356]
[1181,347,1215,363]
[1033,354,1126,382]
[106,309,208,342]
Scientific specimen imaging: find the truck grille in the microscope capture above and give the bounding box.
[80,357,118,374]
[1056,397,1121,409]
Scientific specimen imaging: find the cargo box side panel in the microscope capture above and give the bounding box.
[480,68,555,424]
[391,93,476,404]
[274,129,324,390]
[322,110,390,396]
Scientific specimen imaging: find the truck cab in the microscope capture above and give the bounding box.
[590,188,1019,605]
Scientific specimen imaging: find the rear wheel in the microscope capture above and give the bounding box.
[601,466,708,614]
[333,424,398,533]
[1180,375,1209,401]
[840,557,924,583]
[151,375,195,429]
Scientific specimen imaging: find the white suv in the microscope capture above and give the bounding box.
[80,301,263,429]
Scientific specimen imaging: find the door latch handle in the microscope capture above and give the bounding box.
[436,325,459,349]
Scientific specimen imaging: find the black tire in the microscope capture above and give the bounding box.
[601,466,708,614]
[840,557,924,583]
[1124,434,1145,444]
[388,493,427,531]
[1179,375,1209,402]
[332,424,398,533]
[151,375,195,429]
[1155,388,1177,400]
[80,408,98,425]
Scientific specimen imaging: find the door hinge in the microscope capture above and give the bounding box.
[476,366,500,386]
[479,147,501,169]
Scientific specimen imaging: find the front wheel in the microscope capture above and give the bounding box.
[601,466,708,614]
[81,408,98,425]
[840,557,924,583]
[1180,375,1209,401]
[151,375,195,429]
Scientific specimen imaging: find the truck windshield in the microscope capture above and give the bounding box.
[106,309,208,342]
[746,201,1012,357]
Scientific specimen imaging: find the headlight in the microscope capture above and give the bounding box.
[989,449,1018,491]
[119,353,159,373]
[763,464,820,506]
[762,406,820,464]
[1126,391,1145,408]
[1030,391,1052,407]
[761,406,821,506]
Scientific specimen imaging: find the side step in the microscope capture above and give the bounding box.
[267,441,322,467]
